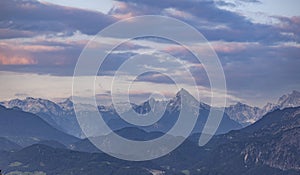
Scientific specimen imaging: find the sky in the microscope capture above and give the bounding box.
[0,0,299,107]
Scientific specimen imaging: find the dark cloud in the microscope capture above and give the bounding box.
[107,0,300,106]
[111,0,289,43]
[0,0,116,38]
[0,28,35,39]
[218,44,300,105]
[276,16,300,42]
[99,52,135,75]
[135,71,175,84]
[239,0,261,3]
[0,39,150,76]
[112,0,245,24]
[0,39,84,75]
[215,0,261,8]
[0,65,73,76]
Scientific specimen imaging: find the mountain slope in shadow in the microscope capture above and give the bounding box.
[0,105,79,147]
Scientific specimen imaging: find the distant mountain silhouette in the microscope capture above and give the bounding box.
[0,105,79,147]
[37,140,67,149]
[1,97,84,138]
[71,127,164,153]
[0,137,21,151]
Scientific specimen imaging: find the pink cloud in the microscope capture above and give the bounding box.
[277,16,300,39]
[0,43,64,52]
[211,42,259,53]
[110,1,134,20]
[113,12,134,20]
[0,55,37,65]
[162,45,185,52]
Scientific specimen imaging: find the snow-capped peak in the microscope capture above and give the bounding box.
[58,97,74,111]
[1,97,63,116]
[167,88,200,113]
[225,102,262,125]
[277,90,300,109]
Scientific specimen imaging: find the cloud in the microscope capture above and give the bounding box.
[111,0,244,24]
[0,55,37,65]
[135,72,175,84]
[110,0,291,43]
[276,16,300,42]
[241,0,261,2]
[0,31,93,75]
[0,0,116,39]
[0,28,35,39]
[0,0,299,106]
[217,43,300,105]
[211,41,260,54]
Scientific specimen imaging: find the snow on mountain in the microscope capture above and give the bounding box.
[276,90,300,109]
[58,97,98,113]
[226,90,300,126]
[167,88,201,113]
[0,97,91,138]
[225,102,262,126]
[131,88,202,115]
[58,97,74,111]
[2,90,299,136]
[260,90,300,115]
[1,97,64,116]
[261,102,275,113]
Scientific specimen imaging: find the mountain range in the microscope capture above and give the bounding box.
[225,90,300,126]
[1,90,299,143]
[0,89,242,138]
[0,106,299,174]
[0,90,299,174]
[103,89,242,136]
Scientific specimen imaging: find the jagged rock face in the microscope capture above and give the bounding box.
[58,98,73,111]
[241,108,300,171]
[262,90,300,113]
[225,102,262,125]
[1,97,65,116]
[276,90,300,109]
[0,89,242,138]
[225,90,300,126]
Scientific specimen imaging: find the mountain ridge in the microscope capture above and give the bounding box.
[1,88,242,138]
[0,105,79,147]
[225,90,300,126]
